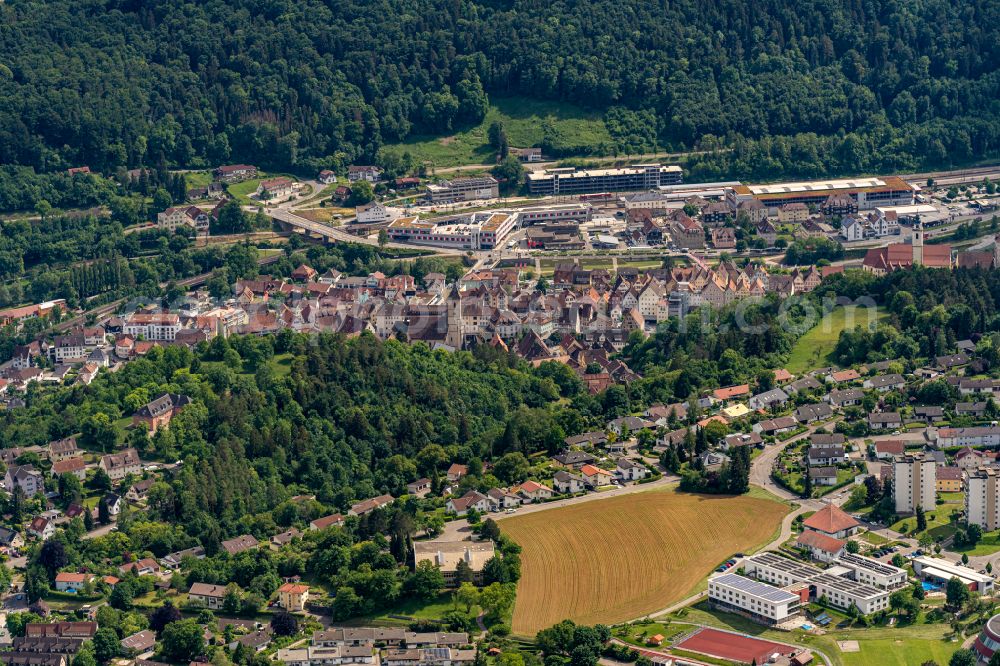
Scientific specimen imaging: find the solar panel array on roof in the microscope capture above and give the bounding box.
[810,573,884,599]
[748,552,823,580]
[712,573,799,603]
[837,553,904,577]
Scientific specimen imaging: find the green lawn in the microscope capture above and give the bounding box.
[840,636,961,666]
[954,529,1000,555]
[183,170,215,190]
[614,621,695,648]
[860,531,889,545]
[270,353,294,377]
[787,306,888,374]
[385,96,613,167]
[889,502,961,540]
[353,592,480,627]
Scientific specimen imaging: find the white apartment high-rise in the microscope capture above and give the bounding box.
[893,454,936,514]
[966,467,999,531]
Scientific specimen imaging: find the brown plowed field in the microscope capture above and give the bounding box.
[503,487,787,634]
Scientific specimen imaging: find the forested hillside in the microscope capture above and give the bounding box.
[1,0,999,182]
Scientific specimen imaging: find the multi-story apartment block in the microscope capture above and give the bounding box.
[123,313,182,341]
[893,454,936,514]
[526,164,682,195]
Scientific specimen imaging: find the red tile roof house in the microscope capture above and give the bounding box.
[54,572,91,592]
[873,440,905,459]
[446,491,491,516]
[119,558,161,575]
[802,503,860,539]
[826,369,861,384]
[446,463,468,483]
[579,464,614,488]
[796,530,846,564]
[309,514,344,531]
[712,384,750,402]
[512,480,553,502]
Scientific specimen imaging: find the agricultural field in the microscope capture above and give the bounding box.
[385,96,613,167]
[501,486,788,634]
[786,305,888,374]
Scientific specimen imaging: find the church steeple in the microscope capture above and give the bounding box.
[912,220,924,265]
[445,284,465,348]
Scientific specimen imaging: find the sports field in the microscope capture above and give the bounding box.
[501,486,787,634]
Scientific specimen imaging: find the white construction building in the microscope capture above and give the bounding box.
[707,573,802,625]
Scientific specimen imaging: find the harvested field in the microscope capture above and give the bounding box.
[502,487,787,634]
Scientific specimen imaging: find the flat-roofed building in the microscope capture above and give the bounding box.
[894,453,936,514]
[912,556,994,593]
[726,176,915,214]
[386,212,516,250]
[808,572,890,615]
[966,467,1000,531]
[836,553,908,589]
[527,164,682,195]
[516,204,593,225]
[744,552,823,588]
[707,573,802,625]
[743,553,889,615]
[412,540,495,586]
[425,176,499,203]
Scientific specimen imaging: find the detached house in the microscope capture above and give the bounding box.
[616,458,647,482]
[48,437,79,462]
[863,374,905,392]
[747,388,789,411]
[551,451,596,470]
[277,583,310,611]
[446,491,491,516]
[309,514,345,531]
[512,480,553,502]
[807,445,846,466]
[51,457,86,481]
[132,393,191,433]
[5,465,44,496]
[868,412,902,431]
[99,448,141,481]
[579,464,613,488]
[28,516,55,540]
[188,582,227,609]
[552,470,585,494]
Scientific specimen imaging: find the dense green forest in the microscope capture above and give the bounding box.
[0,0,999,196]
[822,267,1000,366]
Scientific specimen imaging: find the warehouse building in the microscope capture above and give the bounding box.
[725,176,915,214]
[526,164,682,195]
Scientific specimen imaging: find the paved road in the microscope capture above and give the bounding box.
[491,474,680,525]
